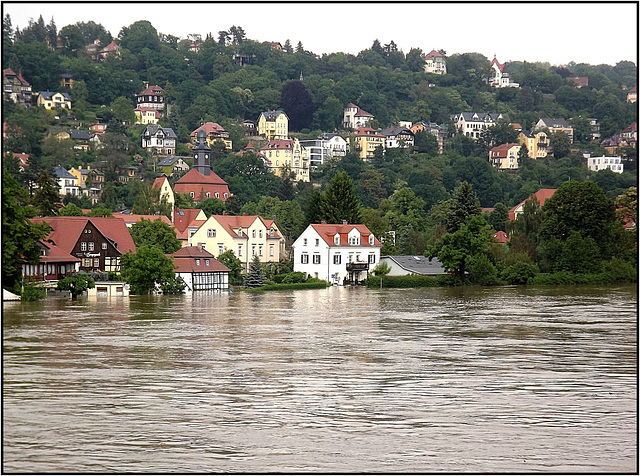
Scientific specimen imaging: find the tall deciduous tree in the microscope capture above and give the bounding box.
[427,215,494,281]
[320,171,361,224]
[129,218,181,254]
[120,245,178,294]
[2,168,51,293]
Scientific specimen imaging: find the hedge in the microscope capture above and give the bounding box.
[367,274,461,288]
[243,281,330,292]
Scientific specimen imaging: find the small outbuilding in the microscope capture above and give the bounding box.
[380,255,446,276]
[171,246,230,292]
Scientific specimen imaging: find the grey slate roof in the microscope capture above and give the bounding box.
[157,156,182,166]
[383,255,446,275]
[68,130,91,140]
[52,166,75,179]
[38,91,71,101]
[451,112,505,123]
[538,117,571,128]
[142,124,177,139]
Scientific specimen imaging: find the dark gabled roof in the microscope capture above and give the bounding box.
[38,91,71,101]
[382,255,446,275]
[157,156,182,166]
[261,109,287,121]
[52,166,76,179]
[142,124,177,139]
[538,117,571,128]
[68,130,91,140]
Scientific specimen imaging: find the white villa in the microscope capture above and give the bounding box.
[292,223,382,285]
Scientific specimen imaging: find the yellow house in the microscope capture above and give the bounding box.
[190,122,233,150]
[258,110,289,140]
[152,175,175,216]
[188,214,286,271]
[68,165,105,188]
[134,107,160,125]
[518,130,548,159]
[37,91,72,110]
[260,138,310,182]
[489,143,521,170]
[353,127,385,160]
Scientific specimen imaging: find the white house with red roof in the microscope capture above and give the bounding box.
[171,246,230,291]
[489,56,519,88]
[292,223,382,285]
[508,189,557,221]
[343,103,375,129]
[97,41,121,60]
[423,49,447,75]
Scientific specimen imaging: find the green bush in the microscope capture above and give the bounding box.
[501,260,539,285]
[21,283,46,301]
[468,254,501,286]
[601,257,638,283]
[281,271,306,284]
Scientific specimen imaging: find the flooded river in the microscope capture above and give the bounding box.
[2,285,637,472]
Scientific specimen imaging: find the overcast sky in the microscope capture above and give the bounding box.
[4,2,638,66]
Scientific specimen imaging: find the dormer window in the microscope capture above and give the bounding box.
[334,234,340,245]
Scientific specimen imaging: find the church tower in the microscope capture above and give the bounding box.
[192,129,211,176]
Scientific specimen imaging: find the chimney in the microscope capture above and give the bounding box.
[342,219,348,225]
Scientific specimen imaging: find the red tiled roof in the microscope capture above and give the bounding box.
[508,189,557,220]
[173,208,206,233]
[354,127,384,138]
[190,122,227,137]
[38,240,81,263]
[112,213,171,227]
[171,246,230,273]
[493,231,510,244]
[138,85,164,96]
[260,139,294,150]
[207,215,284,240]
[490,57,504,71]
[489,142,520,158]
[424,49,444,59]
[99,41,120,53]
[309,223,382,248]
[175,168,228,186]
[30,216,136,255]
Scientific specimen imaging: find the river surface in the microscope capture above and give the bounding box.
[2,285,637,473]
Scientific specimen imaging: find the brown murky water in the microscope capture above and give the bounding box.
[2,285,637,472]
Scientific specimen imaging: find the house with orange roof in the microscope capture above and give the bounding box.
[508,189,557,221]
[188,214,286,271]
[173,208,208,243]
[112,213,172,228]
[29,216,136,274]
[343,103,374,129]
[171,246,230,291]
[260,138,310,182]
[489,142,521,170]
[423,49,447,75]
[292,223,382,285]
[21,239,81,283]
[174,169,230,202]
[97,41,121,60]
[190,122,233,149]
